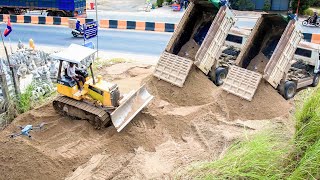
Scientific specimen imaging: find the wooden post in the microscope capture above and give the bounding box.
[0,30,20,96]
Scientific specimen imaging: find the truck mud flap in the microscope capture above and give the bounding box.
[222,65,262,101]
[153,52,193,87]
[111,85,154,132]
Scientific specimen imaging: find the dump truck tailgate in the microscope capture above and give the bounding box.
[264,20,303,88]
[195,6,235,75]
[153,52,193,87]
[222,65,262,101]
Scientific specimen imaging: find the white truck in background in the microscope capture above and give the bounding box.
[153,0,236,87]
[284,42,320,99]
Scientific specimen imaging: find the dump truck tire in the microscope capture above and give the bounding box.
[214,67,228,86]
[312,74,320,87]
[282,81,297,100]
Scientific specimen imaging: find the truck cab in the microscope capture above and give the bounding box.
[281,42,320,99]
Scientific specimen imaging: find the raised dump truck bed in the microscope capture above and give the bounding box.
[222,14,303,101]
[153,0,235,87]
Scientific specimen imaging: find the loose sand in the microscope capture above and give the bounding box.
[0,63,293,180]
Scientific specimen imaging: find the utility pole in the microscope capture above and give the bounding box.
[296,0,300,15]
[95,0,99,58]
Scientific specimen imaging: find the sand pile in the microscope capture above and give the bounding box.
[146,67,217,106]
[0,62,293,179]
[0,139,66,180]
[178,40,200,60]
[210,81,291,120]
[247,53,269,74]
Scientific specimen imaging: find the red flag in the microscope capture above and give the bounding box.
[4,17,12,37]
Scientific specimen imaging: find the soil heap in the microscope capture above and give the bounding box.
[0,63,293,179]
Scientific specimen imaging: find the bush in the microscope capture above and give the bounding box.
[263,0,271,11]
[292,0,315,14]
[18,84,35,113]
[157,0,164,7]
[234,0,255,10]
[303,9,314,16]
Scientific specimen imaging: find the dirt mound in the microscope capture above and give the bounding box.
[0,139,65,180]
[213,81,291,120]
[0,62,293,179]
[146,67,217,106]
[247,53,269,74]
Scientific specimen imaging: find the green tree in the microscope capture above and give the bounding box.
[292,0,317,13]
[263,0,271,11]
[235,0,255,10]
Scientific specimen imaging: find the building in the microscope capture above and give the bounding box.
[251,0,290,10]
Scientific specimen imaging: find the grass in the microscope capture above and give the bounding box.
[92,58,127,72]
[17,82,56,114]
[289,87,320,179]
[182,87,320,179]
[182,132,291,180]
[17,83,35,113]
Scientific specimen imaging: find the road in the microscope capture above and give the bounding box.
[0,17,317,60]
[0,24,172,57]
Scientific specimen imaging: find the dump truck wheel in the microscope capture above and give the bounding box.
[312,74,320,87]
[215,67,227,86]
[283,81,297,100]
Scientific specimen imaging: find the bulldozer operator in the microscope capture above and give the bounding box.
[67,62,85,90]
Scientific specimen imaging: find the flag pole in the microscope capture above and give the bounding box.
[9,37,13,54]
[0,30,20,96]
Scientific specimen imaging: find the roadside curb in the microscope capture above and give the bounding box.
[0,14,177,32]
[0,14,93,25]
[99,19,176,32]
[303,33,320,44]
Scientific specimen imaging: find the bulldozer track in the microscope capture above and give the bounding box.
[53,96,111,129]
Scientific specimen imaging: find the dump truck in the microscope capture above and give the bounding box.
[220,14,303,101]
[153,0,236,87]
[0,0,86,17]
[284,42,320,99]
[50,44,154,132]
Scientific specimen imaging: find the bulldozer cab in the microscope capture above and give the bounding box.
[50,44,98,100]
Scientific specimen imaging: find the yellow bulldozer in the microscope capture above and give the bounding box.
[50,44,153,132]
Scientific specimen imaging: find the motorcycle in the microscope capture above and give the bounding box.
[71,29,84,38]
[302,16,320,27]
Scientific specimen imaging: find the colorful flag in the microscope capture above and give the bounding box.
[4,17,12,37]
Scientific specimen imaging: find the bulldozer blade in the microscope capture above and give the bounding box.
[111,85,154,132]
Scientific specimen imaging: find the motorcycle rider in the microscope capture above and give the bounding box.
[75,20,82,32]
[312,11,318,24]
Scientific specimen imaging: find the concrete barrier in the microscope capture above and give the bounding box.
[99,19,176,32]
[303,33,320,44]
[0,14,177,33]
[0,14,94,26]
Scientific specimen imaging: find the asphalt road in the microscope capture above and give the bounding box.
[0,24,172,56]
